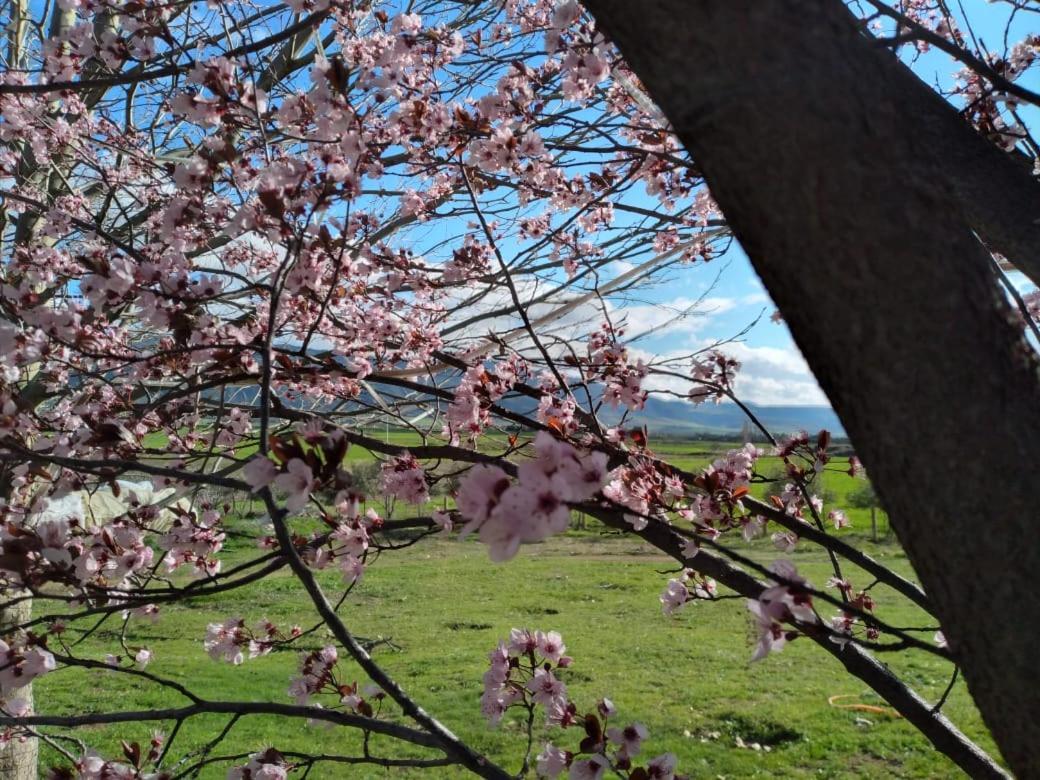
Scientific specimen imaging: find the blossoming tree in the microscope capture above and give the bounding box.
[0,0,1034,777]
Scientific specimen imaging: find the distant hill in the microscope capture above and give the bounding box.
[207,378,845,438]
[491,389,844,437]
[626,395,845,437]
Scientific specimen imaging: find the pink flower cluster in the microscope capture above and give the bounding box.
[587,324,648,411]
[379,454,429,505]
[775,429,832,477]
[444,356,526,443]
[747,561,817,661]
[243,426,353,515]
[539,747,677,780]
[468,125,546,173]
[442,235,493,283]
[287,646,339,705]
[0,510,168,595]
[688,350,740,405]
[684,443,761,531]
[481,628,572,727]
[204,618,298,666]
[301,493,376,585]
[480,628,679,778]
[457,432,609,561]
[284,644,382,716]
[159,507,225,577]
[762,429,854,547]
[227,748,290,780]
[659,570,717,616]
[71,522,154,589]
[560,48,611,103]
[535,372,580,435]
[602,454,670,531]
[826,577,878,647]
[64,735,166,780]
[0,638,55,696]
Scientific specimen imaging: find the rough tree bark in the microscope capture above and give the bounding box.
[583,1,1040,775]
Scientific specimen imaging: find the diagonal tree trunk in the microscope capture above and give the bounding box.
[583,1,1040,774]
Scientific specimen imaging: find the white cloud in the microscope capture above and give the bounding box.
[708,341,829,405]
[436,278,828,406]
[613,296,736,341]
[740,291,771,306]
[629,339,829,406]
[437,281,740,358]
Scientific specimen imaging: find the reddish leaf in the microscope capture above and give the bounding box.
[121,740,142,768]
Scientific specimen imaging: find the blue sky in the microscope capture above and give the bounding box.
[625,0,1040,406]
[610,245,830,406]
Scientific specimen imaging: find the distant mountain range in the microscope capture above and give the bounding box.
[490,389,844,437]
[622,396,845,437]
[211,378,845,438]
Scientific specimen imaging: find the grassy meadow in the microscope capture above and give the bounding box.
[33,436,994,778]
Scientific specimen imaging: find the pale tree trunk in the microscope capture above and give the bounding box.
[0,597,38,780]
[3,0,43,769]
[0,1,83,774]
[585,1,1040,775]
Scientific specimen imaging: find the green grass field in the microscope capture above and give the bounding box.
[33,438,990,778]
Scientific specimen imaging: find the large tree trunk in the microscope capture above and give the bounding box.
[0,597,38,780]
[584,1,1040,774]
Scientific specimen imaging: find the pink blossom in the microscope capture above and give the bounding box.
[457,464,510,532]
[586,325,648,411]
[331,519,369,556]
[288,646,338,705]
[748,560,816,661]
[772,530,799,552]
[748,599,789,661]
[568,754,609,780]
[379,454,430,504]
[526,667,567,709]
[274,458,317,514]
[0,640,56,694]
[204,619,251,665]
[660,577,689,616]
[829,613,855,647]
[69,750,137,780]
[536,743,569,778]
[393,12,423,35]
[508,627,538,656]
[607,722,648,757]
[228,749,289,780]
[535,630,566,664]
[646,752,678,779]
[340,553,365,584]
[243,456,279,491]
[689,350,741,404]
[459,434,608,560]
[159,508,225,576]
